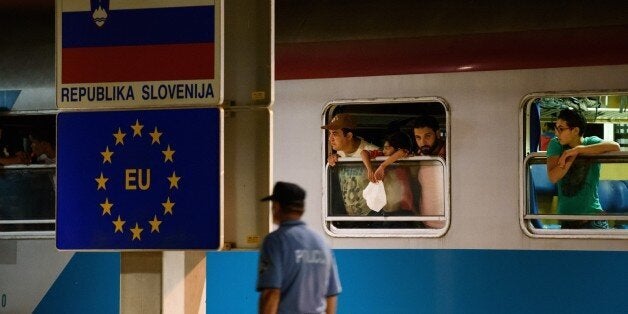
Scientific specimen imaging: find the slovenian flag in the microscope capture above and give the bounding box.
[61,0,215,84]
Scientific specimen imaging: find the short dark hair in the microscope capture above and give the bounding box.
[557,108,587,135]
[385,131,412,151]
[281,202,305,213]
[413,115,440,133]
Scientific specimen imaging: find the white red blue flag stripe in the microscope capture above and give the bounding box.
[60,0,215,84]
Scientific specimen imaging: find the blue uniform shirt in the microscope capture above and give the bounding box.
[257,220,342,313]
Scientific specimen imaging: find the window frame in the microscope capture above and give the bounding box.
[321,97,450,237]
[519,91,628,239]
[0,110,57,240]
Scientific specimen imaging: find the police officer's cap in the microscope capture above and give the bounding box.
[260,182,306,207]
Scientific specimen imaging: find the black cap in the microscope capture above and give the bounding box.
[261,182,306,206]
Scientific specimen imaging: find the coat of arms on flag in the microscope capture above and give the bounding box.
[56,108,221,250]
[90,0,109,27]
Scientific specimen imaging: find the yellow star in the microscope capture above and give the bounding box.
[167,171,181,189]
[113,127,126,145]
[162,197,175,215]
[131,119,144,137]
[162,145,175,162]
[113,215,125,233]
[130,222,143,241]
[100,197,113,216]
[149,215,162,233]
[101,146,114,164]
[95,172,109,190]
[149,127,163,145]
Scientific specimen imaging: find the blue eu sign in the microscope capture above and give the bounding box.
[56,108,221,250]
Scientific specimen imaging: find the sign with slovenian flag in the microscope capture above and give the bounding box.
[56,108,222,250]
[56,0,222,108]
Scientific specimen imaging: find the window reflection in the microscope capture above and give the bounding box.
[327,158,446,231]
[527,156,628,230]
[0,113,56,236]
[0,166,55,233]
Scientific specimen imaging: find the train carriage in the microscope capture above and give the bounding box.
[1,1,627,313]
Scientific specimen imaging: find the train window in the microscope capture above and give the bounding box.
[322,99,449,237]
[0,112,56,239]
[521,94,628,238]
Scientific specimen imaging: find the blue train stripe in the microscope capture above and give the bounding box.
[207,249,628,314]
[33,249,628,313]
[34,252,120,314]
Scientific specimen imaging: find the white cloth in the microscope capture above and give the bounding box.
[362,181,386,212]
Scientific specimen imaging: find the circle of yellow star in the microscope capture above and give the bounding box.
[100,119,184,242]
[131,119,144,137]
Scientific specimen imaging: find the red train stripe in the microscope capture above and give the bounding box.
[276,26,628,80]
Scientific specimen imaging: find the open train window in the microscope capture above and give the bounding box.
[0,111,56,239]
[521,93,628,239]
[322,98,449,237]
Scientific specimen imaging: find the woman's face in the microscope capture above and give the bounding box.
[382,141,396,156]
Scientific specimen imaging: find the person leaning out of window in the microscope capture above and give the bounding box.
[546,108,620,229]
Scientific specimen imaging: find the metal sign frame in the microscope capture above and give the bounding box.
[55,0,223,109]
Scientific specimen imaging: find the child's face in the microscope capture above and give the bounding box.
[382,141,396,156]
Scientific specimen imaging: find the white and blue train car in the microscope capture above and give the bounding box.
[1,1,628,313]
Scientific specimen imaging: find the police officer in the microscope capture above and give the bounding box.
[257,182,342,314]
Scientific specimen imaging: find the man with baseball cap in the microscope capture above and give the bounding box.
[322,113,378,166]
[257,182,342,314]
